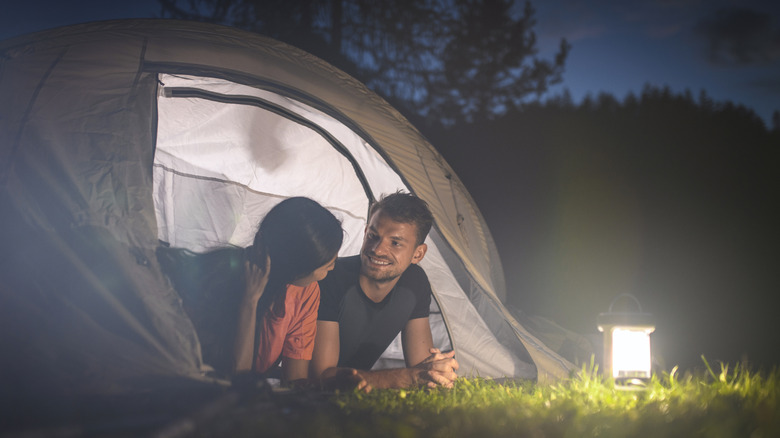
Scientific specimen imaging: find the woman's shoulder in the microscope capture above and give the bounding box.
[286,282,320,300]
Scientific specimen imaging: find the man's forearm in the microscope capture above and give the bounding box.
[354,367,419,389]
[321,366,417,389]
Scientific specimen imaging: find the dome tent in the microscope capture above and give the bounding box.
[0,19,574,398]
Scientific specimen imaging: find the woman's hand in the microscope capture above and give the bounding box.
[234,255,270,373]
[243,256,270,304]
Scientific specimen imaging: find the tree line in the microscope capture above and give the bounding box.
[429,86,779,370]
[159,0,569,125]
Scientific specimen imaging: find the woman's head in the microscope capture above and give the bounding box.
[250,197,343,287]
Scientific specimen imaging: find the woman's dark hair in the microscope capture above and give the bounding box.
[159,197,342,292]
[249,196,343,289]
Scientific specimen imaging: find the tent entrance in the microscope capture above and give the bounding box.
[153,73,375,253]
[152,73,542,377]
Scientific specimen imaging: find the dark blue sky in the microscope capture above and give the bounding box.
[2,0,779,126]
[534,0,780,127]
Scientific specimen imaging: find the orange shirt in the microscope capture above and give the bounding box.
[253,282,320,373]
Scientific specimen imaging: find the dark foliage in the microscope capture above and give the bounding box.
[158,0,569,124]
[427,86,779,371]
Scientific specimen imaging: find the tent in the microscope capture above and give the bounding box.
[0,19,575,400]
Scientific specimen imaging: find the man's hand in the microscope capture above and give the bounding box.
[412,348,459,388]
[320,367,372,393]
[316,350,458,391]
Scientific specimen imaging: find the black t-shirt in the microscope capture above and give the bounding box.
[318,255,432,370]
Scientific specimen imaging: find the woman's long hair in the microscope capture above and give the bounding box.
[156,197,342,375]
[249,197,343,293]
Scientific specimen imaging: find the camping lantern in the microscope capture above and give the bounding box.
[597,294,655,387]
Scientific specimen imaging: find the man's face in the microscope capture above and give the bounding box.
[360,209,426,283]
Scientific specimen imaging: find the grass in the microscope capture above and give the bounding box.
[189,358,780,438]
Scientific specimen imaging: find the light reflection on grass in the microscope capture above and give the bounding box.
[191,357,779,437]
[328,357,779,437]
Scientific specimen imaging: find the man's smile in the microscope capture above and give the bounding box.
[365,254,392,266]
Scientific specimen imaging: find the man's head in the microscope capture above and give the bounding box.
[360,192,433,283]
[367,192,433,246]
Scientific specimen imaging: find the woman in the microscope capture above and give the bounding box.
[157,197,342,383]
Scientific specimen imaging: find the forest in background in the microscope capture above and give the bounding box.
[422,88,779,371]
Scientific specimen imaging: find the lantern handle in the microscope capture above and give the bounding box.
[608,293,644,314]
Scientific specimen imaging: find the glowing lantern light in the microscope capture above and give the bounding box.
[597,294,655,387]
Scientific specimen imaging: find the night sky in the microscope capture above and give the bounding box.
[533,0,780,127]
[3,0,779,126]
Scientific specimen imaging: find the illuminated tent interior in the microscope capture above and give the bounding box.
[0,20,576,404]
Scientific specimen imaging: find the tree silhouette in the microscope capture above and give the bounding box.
[158,0,569,125]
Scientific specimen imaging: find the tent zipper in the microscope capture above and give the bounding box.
[163,86,375,205]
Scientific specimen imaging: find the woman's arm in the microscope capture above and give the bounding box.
[233,257,269,373]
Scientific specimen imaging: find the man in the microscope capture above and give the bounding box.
[311,192,459,390]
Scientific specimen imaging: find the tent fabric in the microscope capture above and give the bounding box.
[0,19,575,398]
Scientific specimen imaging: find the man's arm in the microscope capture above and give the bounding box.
[310,319,417,390]
[310,308,457,390]
[310,317,457,390]
[282,357,309,382]
[401,317,435,367]
[401,317,459,387]
[310,320,341,378]
[339,348,458,390]
[310,320,371,391]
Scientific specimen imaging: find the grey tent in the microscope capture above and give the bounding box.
[0,19,574,399]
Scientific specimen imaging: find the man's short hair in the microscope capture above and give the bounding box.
[368,191,433,245]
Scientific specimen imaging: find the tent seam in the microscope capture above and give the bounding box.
[152,163,366,223]
[2,48,66,185]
